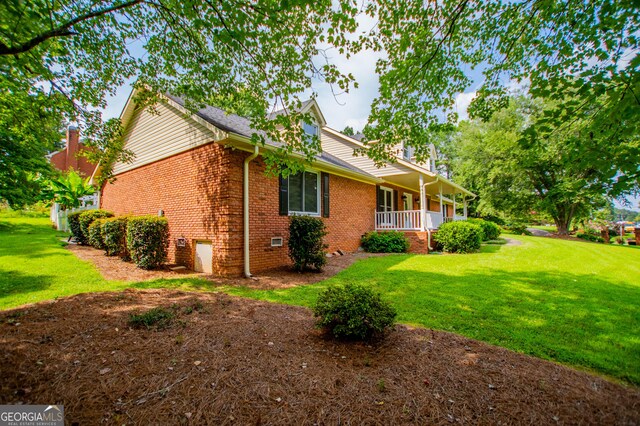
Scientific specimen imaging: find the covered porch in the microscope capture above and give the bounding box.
[372,168,474,232]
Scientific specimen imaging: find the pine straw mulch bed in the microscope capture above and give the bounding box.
[1,290,638,425]
[66,242,381,289]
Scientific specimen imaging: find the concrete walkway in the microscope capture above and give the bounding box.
[527,227,551,237]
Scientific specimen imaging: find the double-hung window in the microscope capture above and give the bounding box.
[287,171,320,215]
[402,143,413,161]
[303,122,319,145]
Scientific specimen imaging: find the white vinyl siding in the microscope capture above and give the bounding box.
[113,101,223,175]
[320,129,411,178]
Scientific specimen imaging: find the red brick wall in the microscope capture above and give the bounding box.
[101,142,378,275]
[101,142,244,275]
[403,231,430,253]
[242,154,376,273]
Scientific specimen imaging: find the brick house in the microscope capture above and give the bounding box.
[101,91,474,276]
[49,126,98,179]
[49,127,100,230]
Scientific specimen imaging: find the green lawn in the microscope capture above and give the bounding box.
[528,225,557,232]
[1,215,639,385]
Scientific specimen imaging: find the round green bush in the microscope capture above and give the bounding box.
[503,222,532,236]
[288,215,328,272]
[67,211,84,241]
[361,231,410,253]
[77,209,114,244]
[577,231,605,243]
[88,218,107,249]
[102,216,130,257]
[467,219,501,241]
[313,283,397,340]
[126,215,169,269]
[433,221,483,253]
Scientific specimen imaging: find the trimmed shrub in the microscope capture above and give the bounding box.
[361,231,410,253]
[467,219,501,241]
[288,215,328,272]
[433,221,483,253]
[67,211,83,241]
[77,209,114,244]
[313,283,396,340]
[577,228,604,243]
[503,222,532,236]
[126,215,169,269]
[88,218,107,249]
[576,232,605,243]
[102,216,130,258]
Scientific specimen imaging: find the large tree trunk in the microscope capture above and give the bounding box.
[554,218,570,235]
[552,204,576,236]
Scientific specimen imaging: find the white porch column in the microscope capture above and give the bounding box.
[419,174,425,230]
[463,197,468,218]
[453,194,457,219]
[439,185,443,216]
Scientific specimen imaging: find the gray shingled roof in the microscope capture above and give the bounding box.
[167,95,376,179]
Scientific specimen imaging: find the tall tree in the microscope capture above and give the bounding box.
[342,126,355,136]
[448,96,634,235]
[0,88,65,207]
[363,0,640,193]
[0,0,360,203]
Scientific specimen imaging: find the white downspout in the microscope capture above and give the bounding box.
[243,146,260,278]
[422,177,439,251]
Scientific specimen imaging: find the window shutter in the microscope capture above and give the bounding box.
[392,189,398,211]
[376,186,383,212]
[321,172,330,218]
[279,175,288,216]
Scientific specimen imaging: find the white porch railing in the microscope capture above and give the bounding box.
[376,210,467,231]
[375,210,422,231]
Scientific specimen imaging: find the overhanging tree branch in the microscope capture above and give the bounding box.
[0,0,144,56]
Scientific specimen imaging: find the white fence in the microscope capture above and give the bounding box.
[50,194,99,232]
[375,210,422,230]
[376,210,467,231]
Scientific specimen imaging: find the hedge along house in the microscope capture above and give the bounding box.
[101,90,474,276]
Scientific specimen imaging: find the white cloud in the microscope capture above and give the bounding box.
[100,12,383,130]
[454,91,477,122]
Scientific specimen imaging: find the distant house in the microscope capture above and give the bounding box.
[101,90,474,276]
[48,127,99,229]
[49,126,98,179]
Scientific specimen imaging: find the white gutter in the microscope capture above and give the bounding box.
[243,145,260,278]
[422,177,439,251]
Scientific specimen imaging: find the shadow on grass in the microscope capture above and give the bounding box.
[0,269,54,299]
[218,254,640,385]
[0,219,68,259]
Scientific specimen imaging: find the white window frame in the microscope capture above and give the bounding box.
[402,143,413,161]
[302,122,319,145]
[288,169,321,216]
[379,186,393,212]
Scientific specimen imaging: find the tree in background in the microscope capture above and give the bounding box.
[363,0,639,176]
[0,89,65,208]
[447,96,636,235]
[342,126,356,136]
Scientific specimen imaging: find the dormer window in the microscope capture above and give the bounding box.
[402,143,414,161]
[303,122,319,144]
